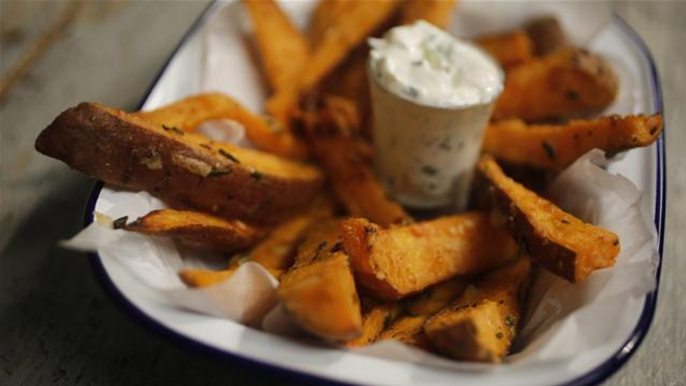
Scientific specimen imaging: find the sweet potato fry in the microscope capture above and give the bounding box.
[179,267,237,287]
[493,47,619,122]
[478,155,620,282]
[308,0,348,49]
[525,16,568,56]
[345,300,402,347]
[341,212,518,299]
[321,51,373,137]
[277,220,362,341]
[377,277,469,348]
[125,209,263,253]
[475,30,534,69]
[424,257,531,362]
[244,0,309,93]
[179,265,283,288]
[482,113,663,169]
[398,0,458,29]
[278,250,362,341]
[266,0,401,125]
[249,192,336,270]
[35,103,322,224]
[299,97,410,226]
[134,93,308,159]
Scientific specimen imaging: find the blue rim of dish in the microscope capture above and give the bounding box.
[83,6,666,386]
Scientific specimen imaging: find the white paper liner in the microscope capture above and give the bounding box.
[60,0,659,374]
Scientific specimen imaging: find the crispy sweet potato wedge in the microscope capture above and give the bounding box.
[276,219,363,341]
[475,30,534,69]
[125,209,263,253]
[35,103,322,224]
[134,93,308,159]
[478,155,620,281]
[266,0,401,125]
[377,277,469,348]
[525,16,568,56]
[244,0,309,93]
[278,250,362,341]
[493,47,618,122]
[398,0,458,29]
[483,114,663,169]
[341,212,518,299]
[424,258,531,362]
[300,96,411,227]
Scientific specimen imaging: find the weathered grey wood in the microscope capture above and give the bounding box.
[0,1,683,385]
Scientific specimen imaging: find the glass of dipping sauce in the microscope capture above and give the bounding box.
[368,20,503,210]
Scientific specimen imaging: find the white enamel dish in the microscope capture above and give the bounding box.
[84,1,666,385]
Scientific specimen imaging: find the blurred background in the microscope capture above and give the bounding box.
[1,1,684,385]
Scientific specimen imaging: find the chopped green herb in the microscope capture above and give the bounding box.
[421,165,438,176]
[162,125,184,136]
[405,86,420,98]
[439,139,451,151]
[236,254,250,265]
[542,141,556,161]
[519,237,530,253]
[505,315,517,327]
[208,167,231,177]
[383,314,394,329]
[264,116,284,133]
[313,241,328,260]
[113,216,128,229]
[218,149,241,164]
[397,218,413,226]
[363,225,377,235]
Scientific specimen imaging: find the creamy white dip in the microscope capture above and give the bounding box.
[368,20,502,108]
[368,20,503,209]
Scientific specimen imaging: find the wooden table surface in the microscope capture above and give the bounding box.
[1,1,684,385]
